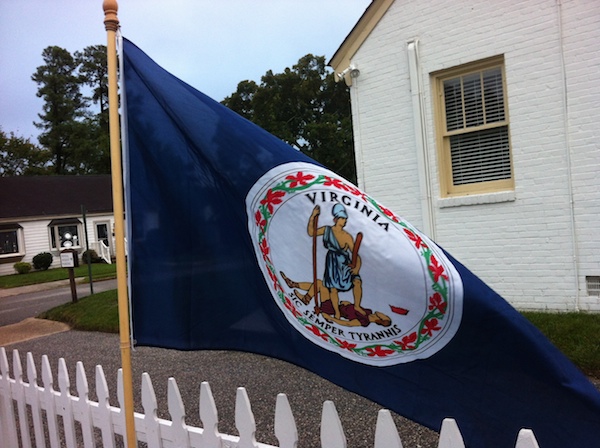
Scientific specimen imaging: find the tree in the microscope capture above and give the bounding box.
[69,116,110,174]
[222,55,356,183]
[32,46,88,174]
[75,45,110,174]
[2,45,109,175]
[76,45,109,128]
[222,80,258,120]
[0,129,51,176]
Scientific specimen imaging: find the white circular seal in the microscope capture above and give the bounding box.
[246,162,463,366]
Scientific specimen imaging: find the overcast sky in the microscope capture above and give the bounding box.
[0,0,370,142]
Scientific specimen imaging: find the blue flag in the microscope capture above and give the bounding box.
[122,38,600,447]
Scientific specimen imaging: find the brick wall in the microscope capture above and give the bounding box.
[348,0,600,310]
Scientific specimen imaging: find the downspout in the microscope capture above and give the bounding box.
[556,0,580,310]
[349,73,367,191]
[407,39,436,240]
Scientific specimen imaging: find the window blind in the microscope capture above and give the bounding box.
[443,67,505,131]
[450,126,511,185]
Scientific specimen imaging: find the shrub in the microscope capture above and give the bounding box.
[32,252,54,270]
[82,249,102,264]
[14,262,32,274]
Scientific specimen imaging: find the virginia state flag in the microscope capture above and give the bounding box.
[122,38,600,447]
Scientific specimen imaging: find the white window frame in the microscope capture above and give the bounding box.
[0,225,25,259]
[48,219,83,251]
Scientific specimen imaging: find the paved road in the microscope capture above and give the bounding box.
[0,278,117,326]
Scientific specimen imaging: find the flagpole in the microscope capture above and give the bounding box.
[103,1,137,447]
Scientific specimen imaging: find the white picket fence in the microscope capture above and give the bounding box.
[0,348,541,448]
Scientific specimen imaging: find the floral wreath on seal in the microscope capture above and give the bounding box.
[252,170,451,359]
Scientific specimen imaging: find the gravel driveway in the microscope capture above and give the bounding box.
[5,330,439,448]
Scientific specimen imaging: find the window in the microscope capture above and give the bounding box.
[0,224,24,257]
[587,277,600,297]
[433,56,513,197]
[48,219,82,250]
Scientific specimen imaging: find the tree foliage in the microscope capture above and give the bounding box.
[222,54,356,183]
[76,45,109,128]
[8,48,355,178]
[32,46,87,174]
[0,129,51,176]
[75,45,111,174]
[25,45,109,175]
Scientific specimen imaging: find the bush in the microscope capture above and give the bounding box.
[14,262,32,274]
[82,249,102,264]
[33,252,53,270]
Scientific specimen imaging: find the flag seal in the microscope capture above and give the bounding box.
[247,163,463,366]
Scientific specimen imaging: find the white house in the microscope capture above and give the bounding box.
[330,0,599,311]
[0,176,115,276]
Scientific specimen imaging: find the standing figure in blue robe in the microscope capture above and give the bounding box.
[308,204,364,319]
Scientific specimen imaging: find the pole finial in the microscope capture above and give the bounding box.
[103,0,119,32]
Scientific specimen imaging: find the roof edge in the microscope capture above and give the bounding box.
[329,0,395,85]
[0,212,114,225]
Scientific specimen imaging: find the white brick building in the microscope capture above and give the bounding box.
[331,0,599,311]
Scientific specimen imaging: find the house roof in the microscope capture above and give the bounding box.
[329,0,394,86]
[0,175,113,220]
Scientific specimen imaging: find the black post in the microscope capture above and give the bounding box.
[68,267,78,303]
[61,248,79,303]
[82,205,94,294]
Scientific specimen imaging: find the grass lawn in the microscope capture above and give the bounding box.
[33,289,600,378]
[38,289,119,334]
[522,311,600,377]
[0,264,117,288]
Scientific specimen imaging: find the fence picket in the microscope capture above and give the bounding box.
[438,418,464,448]
[321,400,346,448]
[41,354,60,448]
[235,386,259,448]
[26,352,45,448]
[274,393,297,448]
[374,409,403,448]
[0,348,18,447]
[168,377,191,447]
[0,348,542,448]
[141,372,162,448]
[76,361,96,447]
[515,429,540,448]
[13,349,33,448]
[199,381,222,448]
[58,357,77,448]
[96,365,116,448]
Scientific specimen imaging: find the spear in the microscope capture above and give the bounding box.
[313,212,320,315]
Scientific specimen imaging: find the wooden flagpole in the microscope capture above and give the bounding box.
[103,1,137,446]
